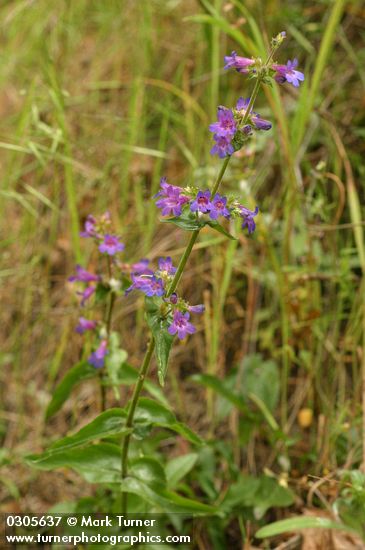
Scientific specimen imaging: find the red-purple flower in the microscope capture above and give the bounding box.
[158,257,177,275]
[209,194,230,220]
[224,51,255,73]
[88,339,108,368]
[75,317,97,334]
[190,190,212,214]
[272,59,304,87]
[209,107,236,137]
[98,235,125,256]
[239,205,259,234]
[210,134,235,158]
[236,97,272,131]
[155,177,189,217]
[168,310,196,340]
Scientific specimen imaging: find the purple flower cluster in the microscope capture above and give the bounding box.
[126,256,176,297]
[125,256,204,340]
[209,100,271,158]
[154,178,258,234]
[224,48,304,89]
[80,212,124,257]
[191,190,230,220]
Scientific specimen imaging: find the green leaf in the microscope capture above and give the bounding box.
[120,476,217,515]
[131,457,166,487]
[256,516,358,539]
[205,220,237,240]
[161,215,202,231]
[145,296,175,386]
[166,453,198,488]
[134,398,203,445]
[46,361,97,419]
[25,443,121,483]
[46,409,130,455]
[161,215,236,240]
[221,475,294,518]
[239,354,279,413]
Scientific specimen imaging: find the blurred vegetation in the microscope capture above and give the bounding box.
[1,0,365,547]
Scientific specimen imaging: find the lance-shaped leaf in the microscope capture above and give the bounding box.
[46,361,97,419]
[45,409,130,456]
[205,220,237,240]
[133,398,203,446]
[161,213,203,231]
[25,443,122,483]
[145,296,174,386]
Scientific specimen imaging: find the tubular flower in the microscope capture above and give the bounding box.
[69,265,100,283]
[210,134,235,158]
[75,317,97,334]
[272,59,304,87]
[80,215,99,238]
[190,190,212,214]
[155,177,189,217]
[224,51,255,73]
[209,107,236,137]
[126,274,165,297]
[158,257,177,275]
[130,259,153,275]
[236,98,272,131]
[88,339,108,368]
[239,205,259,234]
[209,194,230,220]
[98,235,125,256]
[168,310,196,340]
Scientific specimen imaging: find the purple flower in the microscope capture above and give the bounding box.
[168,311,196,340]
[224,51,255,74]
[126,274,165,297]
[80,215,98,238]
[98,235,125,256]
[131,259,153,275]
[190,190,212,214]
[272,59,304,88]
[210,134,234,158]
[69,265,100,283]
[239,205,259,234]
[209,107,236,137]
[75,317,97,334]
[209,194,230,220]
[236,97,272,131]
[155,177,189,217]
[88,339,108,368]
[188,304,205,314]
[77,285,96,306]
[158,256,177,275]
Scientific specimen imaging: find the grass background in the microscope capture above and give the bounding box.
[1,0,365,520]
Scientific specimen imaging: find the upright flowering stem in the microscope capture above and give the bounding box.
[120,56,273,512]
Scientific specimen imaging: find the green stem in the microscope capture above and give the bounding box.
[119,68,268,512]
[121,338,155,513]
